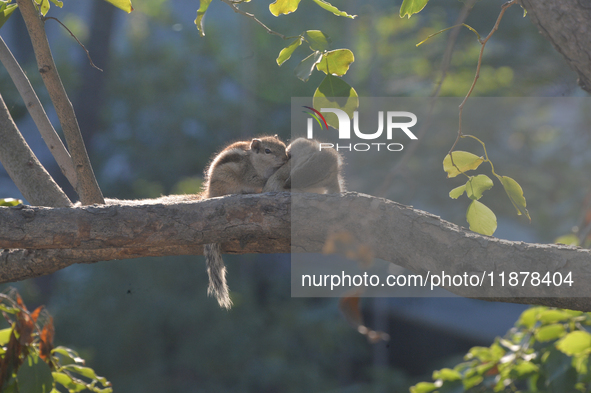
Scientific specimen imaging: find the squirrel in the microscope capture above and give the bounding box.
[263,138,344,193]
[203,135,288,309]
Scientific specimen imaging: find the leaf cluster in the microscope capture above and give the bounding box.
[0,288,111,393]
[412,307,591,393]
[444,145,529,237]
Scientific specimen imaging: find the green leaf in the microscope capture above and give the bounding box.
[269,0,301,16]
[449,185,466,199]
[0,3,18,29]
[538,310,573,324]
[556,331,591,356]
[304,30,331,51]
[62,365,110,386]
[277,37,303,66]
[432,368,461,381]
[294,51,323,82]
[466,200,497,236]
[313,74,359,129]
[513,360,539,376]
[465,174,494,200]
[400,0,429,18]
[52,346,85,364]
[17,355,54,393]
[0,198,23,206]
[535,324,566,342]
[410,382,438,393]
[34,0,49,16]
[554,234,579,246]
[0,327,12,345]
[316,49,354,76]
[443,151,484,178]
[499,175,530,221]
[194,0,212,37]
[463,375,484,390]
[311,0,356,18]
[102,0,133,13]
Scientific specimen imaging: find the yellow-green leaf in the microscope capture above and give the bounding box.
[313,75,359,129]
[554,234,579,246]
[0,198,23,206]
[538,310,573,324]
[103,0,133,13]
[432,368,461,381]
[0,327,11,345]
[34,0,49,16]
[311,0,356,18]
[410,382,438,393]
[194,0,212,37]
[400,0,429,18]
[316,49,354,76]
[304,30,331,51]
[277,38,303,66]
[269,0,302,16]
[466,200,497,236]
[556,331,591,356]
[443,151,484,178]
[499,175,530,221]
[465,174,494,200]
[0,3,17,30]
[535,324,565,342]
[449,184,466,199]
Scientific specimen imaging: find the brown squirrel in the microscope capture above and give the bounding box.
[263,138,344,194]
[203,136,288,309]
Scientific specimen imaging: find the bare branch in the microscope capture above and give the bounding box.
[0,94,72,207]
[43,16,103,72]
[0,36,78,188]
[219,0,299,40]
[1,193,590,310]
[16,0,104,205]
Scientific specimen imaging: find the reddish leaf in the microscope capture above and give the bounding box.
[39,317,55,361]
[31,306,44,323]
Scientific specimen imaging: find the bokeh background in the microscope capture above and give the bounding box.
[1,0,590,391]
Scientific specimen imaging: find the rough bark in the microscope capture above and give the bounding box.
[1,193,590,310]
[521,0,591,93]
[0,94,72,207]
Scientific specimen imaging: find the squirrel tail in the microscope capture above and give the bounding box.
[204,243,233,309]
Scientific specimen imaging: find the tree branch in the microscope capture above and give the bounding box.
[521,0,591,93]
[0,36,78,188]
[1,193,590,310]
[16,0,104,205]
[0,93,72,207]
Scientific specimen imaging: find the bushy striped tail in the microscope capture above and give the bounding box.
[203,243,232,309]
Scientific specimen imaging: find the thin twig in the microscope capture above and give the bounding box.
[375,0,477,197]
[43,16,103,72]
[219,0,300,40]
[448,0,517,168]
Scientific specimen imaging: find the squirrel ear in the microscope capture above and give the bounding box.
[250,138,262,152]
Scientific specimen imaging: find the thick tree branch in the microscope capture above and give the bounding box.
[0,36,78,188]
[0,93,72,207]
[1,193,590,310]
[16,0,104,205]
[521,0,591,93]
